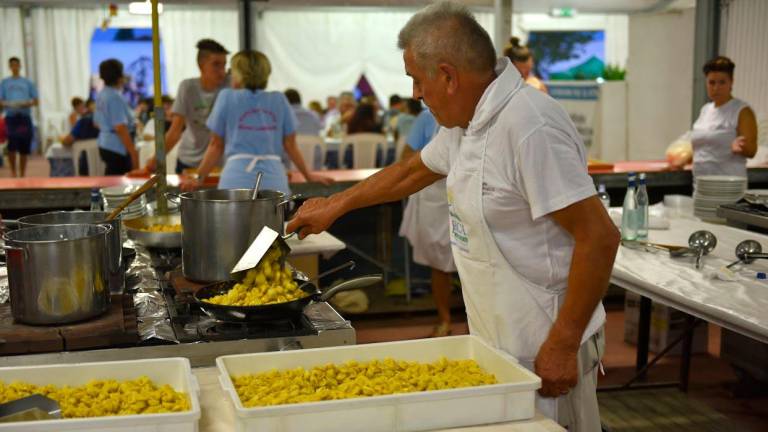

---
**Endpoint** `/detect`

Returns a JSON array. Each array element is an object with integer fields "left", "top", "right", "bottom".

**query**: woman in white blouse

[{"left": 689, "top": 56, "right": 758, "bottom": 178}]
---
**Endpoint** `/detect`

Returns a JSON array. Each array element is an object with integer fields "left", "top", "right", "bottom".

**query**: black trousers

[{"left": 99, "top": 148, "right": 132, "bottom": 175}]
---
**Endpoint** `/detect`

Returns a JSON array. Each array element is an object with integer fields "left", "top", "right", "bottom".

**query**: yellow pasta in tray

[
  {"left": 232, "top": 357, "right": 497, "bottom": 408},
  {"left": 0, "top": 376, "right": 189, "bottom": 419}
]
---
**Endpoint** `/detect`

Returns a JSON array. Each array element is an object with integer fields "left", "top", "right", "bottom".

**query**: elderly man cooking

[{"left": 287, "top": 2, "right": 618, "bottom": 430}]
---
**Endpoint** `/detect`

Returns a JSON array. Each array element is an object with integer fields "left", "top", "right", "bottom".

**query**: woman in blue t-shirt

[
  {"left": 94, "top": 59, "right": 138, "bottom": 175},
  {"left": 181, "top": 50, "right": 331, "bottom": 194}
]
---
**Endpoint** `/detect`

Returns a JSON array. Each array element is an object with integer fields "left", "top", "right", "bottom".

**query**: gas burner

[
  {"left": 146, "top": 247, "right": 182, "bottom": 272},
  {"left": 195, "top": 315, "right": 317, "bottom": 341}
]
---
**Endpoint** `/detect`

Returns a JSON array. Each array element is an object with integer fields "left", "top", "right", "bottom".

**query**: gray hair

[{"left": 397, "top": 1, "right": 496, "bottom": 75}]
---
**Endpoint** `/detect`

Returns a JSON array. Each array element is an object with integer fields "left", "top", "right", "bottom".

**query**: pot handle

[
  {"left": 319, "top": 274, "right": 382, "bottom": 303},
  {"left": 99, "top": 223, "right": 114, "bottom": 235},
  {"left": 278, "top": 194, "right": 303, "bottom": 207},
  {"left": 166, "top": 192, "right": 181, "bottom": 204}
]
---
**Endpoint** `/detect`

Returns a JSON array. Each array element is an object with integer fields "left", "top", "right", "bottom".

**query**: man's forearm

[
  {"left": 550, "top": 235, "right": 617, "bottom": 348},
  {"left": 332, "top": 154, "right": 442, "bottom": 215}
]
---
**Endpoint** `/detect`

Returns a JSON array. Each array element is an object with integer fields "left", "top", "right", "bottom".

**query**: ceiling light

[{"left": 129, "top": 1, "right": 163, "bottom": 15}]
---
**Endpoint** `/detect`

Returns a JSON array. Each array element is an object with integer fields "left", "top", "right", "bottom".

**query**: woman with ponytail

[
  {"left": 181, "top": 50, "right": 331, "bottom": 193},
  {"left": 503, "top": 37, "right": 548, "bottom": 94}
]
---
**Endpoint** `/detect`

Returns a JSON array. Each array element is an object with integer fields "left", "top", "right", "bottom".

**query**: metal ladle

[
  {"left": 689, "top": 230, "right": 717, "bottom": 269},
  {"left": 727, "top": 240, "right": 768, "bottom": 268},
  {"left": 251, "top": 171, "right": 263, "bottom": 200}
]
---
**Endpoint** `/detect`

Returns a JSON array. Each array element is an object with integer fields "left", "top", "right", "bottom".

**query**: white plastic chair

[
  {"left": 72, "top": 139, "right": 104, "bottom": 176},
  {"left": 296, "top": 134, "right": 326, "bottom": 170},
  {"left": 138, "top": 139, "right": 179, "bottom": 174},
  {"left": 345, "top": 133, "right": 386, "bottom": 169}
]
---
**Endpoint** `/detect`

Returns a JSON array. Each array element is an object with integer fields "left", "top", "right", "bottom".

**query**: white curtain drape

[
  {"left": 159, "top": 8, "right": 239, "bottom": 96},
  {"left": 31, "top": 7, "right": 102, "bottom": 138},
  {"left": 256, "top": 8, "right": 495, "bottom": 105},
  {"left": 0, "top": 7, "right": 25, "bottom": 81}
]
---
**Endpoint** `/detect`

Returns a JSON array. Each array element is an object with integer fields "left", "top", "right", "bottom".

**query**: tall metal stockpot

[
  {"left": 3, "top": 224, "right": 112, "bottom": 325},
  {"left": 17, "top": 211, "right": 123, "bottom": 293},
  {"left": 173, "top": 189, "right": 296, "bottom": 282}
]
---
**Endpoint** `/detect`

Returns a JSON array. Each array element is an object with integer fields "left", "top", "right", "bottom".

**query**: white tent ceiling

[{"left": 3, "top": 0, "right": 695, "bottom": 13}]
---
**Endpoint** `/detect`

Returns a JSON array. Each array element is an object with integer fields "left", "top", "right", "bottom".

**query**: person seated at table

[
  {"left": 180, "top": 50, "right": 332, "bottom": 194},
  {"left": 338, "top": 91, "right": 357, "bottom": 128},
  {"left": 141, "top": 95, "right": 174, "bottom": 141},
  {"left": 394, "top": 98, "right": 423, "bottom": 143},
  {"left": 285, "top": 88, "right": 323, "bottom": 136},
  {"left": 381, "top": 94, "right": 403, "bottom": 135},
  {"left": 347, "top": 102, "right": 381, "bottom": 134},
  {"left": 58, "top": 98, "right": 98, "bottom": 175},
  {"left": 308, "top": 100, "right": 324, "bottom": 120},
  {"left": 94, "top": 58, "right": 138, "bottom": 175},
  {"left": 68, "top": 97, "right": 86, "bottom": 128},
  {"left": 670, "top": 56, "right": 758, "bottom": 177}
]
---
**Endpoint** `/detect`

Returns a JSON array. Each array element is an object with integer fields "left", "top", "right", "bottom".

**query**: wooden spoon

[{"left": 106, "top": 175, "right": 160, "bottom": 221}]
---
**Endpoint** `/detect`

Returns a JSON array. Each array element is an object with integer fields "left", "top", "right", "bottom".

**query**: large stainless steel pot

[
  {"left": 3, "top": 224, "right": 112, "bottom": 325},
  {"left": 173, "top": 189, "right": 296, "bottom": 282},
  {"left": 17, "top": 211, "right": 123, "bottom": 294}
]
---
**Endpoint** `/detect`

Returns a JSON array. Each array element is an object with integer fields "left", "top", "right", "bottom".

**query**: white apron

[
  {"left": 399, "top": 178, "right": 456, "bottom": 273},
  {"left": 219, "top": 153, "right": 290, "bottom": 194},
  {"left": 446, "top": 126, "right": 604, "bottom": 428}
]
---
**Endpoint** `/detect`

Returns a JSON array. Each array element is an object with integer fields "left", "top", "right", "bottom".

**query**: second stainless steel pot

[
  {"left": 17, "top": 211, "right": 123, "bottom": 293},
  {"left": 174, "top": 189, "right": 296, "bottom": 282},
  {"left": 3, "top": 224, "right": 111, "bottom": 325}
]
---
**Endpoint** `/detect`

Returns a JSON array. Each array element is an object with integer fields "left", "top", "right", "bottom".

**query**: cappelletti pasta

[
  {"left": 0, "top": 376, "right": 189, "bottom": 418},
  {"left": 232, "top": 357, "right": 497, "bottom": 407}
]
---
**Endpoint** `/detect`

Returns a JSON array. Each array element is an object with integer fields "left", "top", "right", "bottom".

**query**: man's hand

[
  {"left": 534, "top": 329, "right": 580, "bottom": 397},
  {"left": 286, "top": 196, "right": 343, "bottom": 239},
  {"left": 731, "top": 136, "right": 747, "bottom": 155}
]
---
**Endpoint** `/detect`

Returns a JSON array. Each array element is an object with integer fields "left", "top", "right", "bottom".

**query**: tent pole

[{"left": 151, "top": 0, "right": 168, "bottom": 215}]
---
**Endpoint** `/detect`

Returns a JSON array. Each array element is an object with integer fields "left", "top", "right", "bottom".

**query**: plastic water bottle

[
  {"left": 597, "top": 184, "right": 610, "bottom": 210},
  {"left": 621, "top": 173, "right": 638, "bottom": 241},
  {"left": 90, "top": 188, "right": 102, "bottom": 212},
  {"left": 636, "top": 173, "right": 649, "bottom": 240}
]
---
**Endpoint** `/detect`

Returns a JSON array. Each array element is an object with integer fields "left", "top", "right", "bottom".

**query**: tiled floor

[{"left": 0, "top": 154, "right": 50, "bottom": 178}]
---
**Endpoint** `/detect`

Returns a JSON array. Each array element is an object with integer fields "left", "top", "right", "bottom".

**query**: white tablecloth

[{"left": 612, "top": 216, "right": 768, "bottom": 343}]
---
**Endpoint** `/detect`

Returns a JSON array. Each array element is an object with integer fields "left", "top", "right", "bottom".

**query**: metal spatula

[
  {"left": 231, "top": 226, "right": 292, "bottom": 275},
  {"left": 0, "top": 394, "right": 61, "bottom": 423}
]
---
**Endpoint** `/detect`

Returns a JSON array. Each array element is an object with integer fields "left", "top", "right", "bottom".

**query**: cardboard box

[{"left": 624, "top": 292, "right": 708, "bottom": 355}]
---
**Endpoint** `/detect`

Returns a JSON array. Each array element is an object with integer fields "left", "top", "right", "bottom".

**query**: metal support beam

[
  {"left": 635, "top": 295, "right": 652, "bottom": 381},
  {"left": 494, "top": 0, "right": 513, "bottom": 56},
  {"left": 239, "top": 0, "right": 253, "bottom": 51},
  {"left": 691, "top": 0, "right": 721, "bottom": 116},
  {"left": 151, "top": 0, "right": 168, "bottom": 215}
]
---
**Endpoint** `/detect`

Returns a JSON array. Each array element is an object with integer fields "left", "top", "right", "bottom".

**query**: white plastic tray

[
  {"left": 217, "top": 335, "right": 540, "bottom": 432},
  {"left": 0, "top": 357, "right": 200, "bottom": 432}
]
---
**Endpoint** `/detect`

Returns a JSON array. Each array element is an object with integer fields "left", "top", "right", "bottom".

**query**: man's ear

[{"left": 437, "top": 62, "right": 459, "bottom": 96}]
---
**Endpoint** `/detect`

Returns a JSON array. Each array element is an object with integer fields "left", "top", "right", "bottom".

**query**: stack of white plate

[
  {"left": 101, "top": 185, "right": 147, "bottom": 220},
  {"left": 693, "top": 175, "right": 747, "bottom": 222}
]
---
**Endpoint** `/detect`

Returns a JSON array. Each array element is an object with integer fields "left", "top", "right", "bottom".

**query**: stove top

[
  {"left": 165, "top": 290, "right": 320, "bottom": 343},
  {"left": 718, "top": 202, "right": 768, "bottom": 233}
]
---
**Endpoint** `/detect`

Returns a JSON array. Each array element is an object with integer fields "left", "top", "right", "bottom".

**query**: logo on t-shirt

[{"left": 238, "top": 108, "right": 277, "bottom": 132}]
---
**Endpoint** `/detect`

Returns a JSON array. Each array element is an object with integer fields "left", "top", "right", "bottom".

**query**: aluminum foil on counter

[
  {"left": 134, "top": 291, "right": 178, "bottom": 343},
  {"left": 0, "top": 266, "right": 8, "bottom": 304}
]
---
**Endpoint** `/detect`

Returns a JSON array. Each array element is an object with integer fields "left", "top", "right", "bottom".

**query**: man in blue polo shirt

[{"left": 0, "top": 57, "right": 39, "bottom": 177}]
